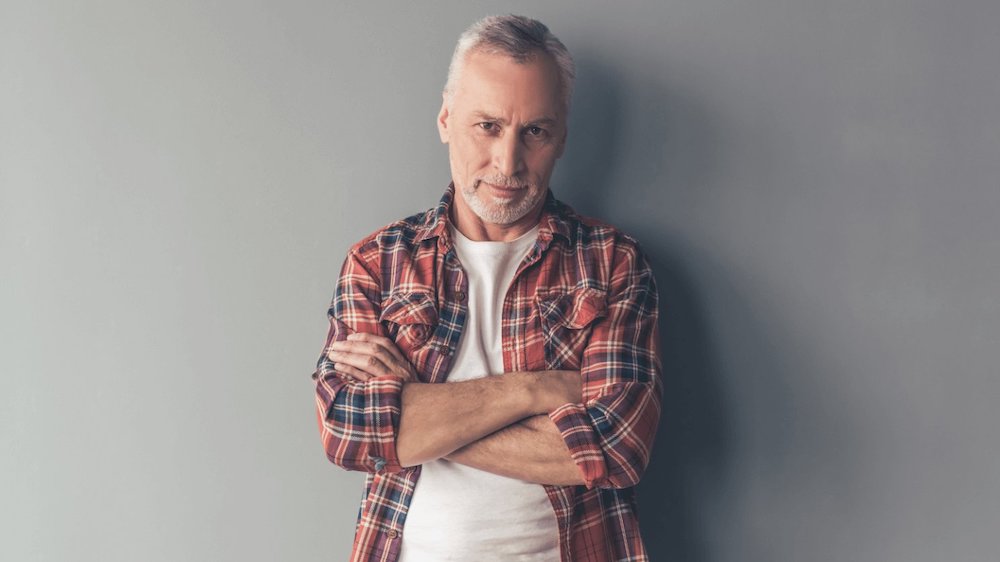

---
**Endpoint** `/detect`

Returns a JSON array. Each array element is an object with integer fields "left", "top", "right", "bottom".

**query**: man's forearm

[
  {"left": 396, "top": 372, "right": 574, "bottom": 467},
  {"left": 444, "top": 415, "right": 584, "bottom": 486}
]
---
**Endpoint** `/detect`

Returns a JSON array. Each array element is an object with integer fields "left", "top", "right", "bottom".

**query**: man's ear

[{"left": 437, "top": 95, "right": 450, "bottom": 144}]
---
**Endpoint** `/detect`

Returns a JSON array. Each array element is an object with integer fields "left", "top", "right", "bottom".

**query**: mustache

[{"left": 475, "top": 175, "right": 529, "bottom": 189}]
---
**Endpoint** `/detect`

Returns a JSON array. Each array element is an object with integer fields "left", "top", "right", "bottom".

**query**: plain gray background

[{"left": 2, "top": 1, "right": 998, "bottom": 561}]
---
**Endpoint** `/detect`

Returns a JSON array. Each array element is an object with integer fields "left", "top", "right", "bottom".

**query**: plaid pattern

[{"left": 313, "top": 185, "right": 662, "bottom": 562}]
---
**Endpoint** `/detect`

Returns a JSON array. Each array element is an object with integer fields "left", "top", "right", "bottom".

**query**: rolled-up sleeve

[
  {"left": 549, "top": 242, "right": 663, "bottom": 489},
  {"left": 312, "top": 248, "right": 406, "bottom": 475}
]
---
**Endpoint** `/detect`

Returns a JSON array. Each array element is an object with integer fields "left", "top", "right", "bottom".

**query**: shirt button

[
  {"left": 455, "top": 290, "right": 467, "bottom": 303},
  {"left": 387, "top": 529, "right": 399, "bottom": 539}
]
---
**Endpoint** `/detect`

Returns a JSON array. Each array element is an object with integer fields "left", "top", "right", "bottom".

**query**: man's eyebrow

[{"left": 525, "top": 116, "right": 558, "bottom": 127}]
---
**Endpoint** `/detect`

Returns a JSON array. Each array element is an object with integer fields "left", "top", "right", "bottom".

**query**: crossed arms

[
  {"left": 313, "top": 242, "right": 662, "bottom": 489},
  {"left": 326, "top": 334, "right": 585, "bottom": 484}
]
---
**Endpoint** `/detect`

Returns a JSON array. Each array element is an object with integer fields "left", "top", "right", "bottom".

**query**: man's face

[{"left": 437, "top": 49, "right": 567, "bottom": 234}]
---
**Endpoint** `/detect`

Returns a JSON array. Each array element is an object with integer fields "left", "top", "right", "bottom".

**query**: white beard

[{"left": 462, "top": 179, "right": 545, "bottom": 225}]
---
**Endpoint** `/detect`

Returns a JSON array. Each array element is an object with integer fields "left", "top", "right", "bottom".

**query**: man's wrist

[{"left": 512, "top": 371, "right": 576, "bottom": 414}]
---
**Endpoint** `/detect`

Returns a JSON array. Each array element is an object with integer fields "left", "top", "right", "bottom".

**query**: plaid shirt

[{"left": 313, "top": 185, "right": 662, "bottom": 562}]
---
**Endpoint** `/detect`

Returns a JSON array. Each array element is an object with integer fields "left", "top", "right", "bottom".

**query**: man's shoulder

[
  {"left": 553, "top": 200, "right": 646, "bottom": 256},
  {"left": 553, "top": 203, "right": 656, "bottom": 295},
  {"left": 346, "top": 205, "right": 438, "bottom": 261}
]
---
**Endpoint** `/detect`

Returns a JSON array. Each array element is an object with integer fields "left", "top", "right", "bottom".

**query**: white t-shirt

[{"left": 398, "top": 224, "right": 560, "bottom": 561}]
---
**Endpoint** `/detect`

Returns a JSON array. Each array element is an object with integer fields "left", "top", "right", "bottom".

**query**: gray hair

[{"left": 444, "top": 15, "right": 576, "bottom": 114}]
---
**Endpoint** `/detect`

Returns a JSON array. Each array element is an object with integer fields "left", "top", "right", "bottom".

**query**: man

[{"left": 312, "top": 15, "right": 662, "bottom": 562}]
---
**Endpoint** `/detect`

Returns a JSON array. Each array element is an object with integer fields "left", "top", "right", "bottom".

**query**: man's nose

[{"left": 492, "top": 132, "right": 524, "bottom": 177}]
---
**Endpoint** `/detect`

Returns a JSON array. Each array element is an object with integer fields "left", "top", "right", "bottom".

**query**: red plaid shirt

[{"left": 313, "top": 185, "right": 662, "bottom": 561}]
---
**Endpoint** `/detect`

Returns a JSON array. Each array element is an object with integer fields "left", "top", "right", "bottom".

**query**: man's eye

[
  {"left": 478, "top": 122, "right": 496, "bottom": 131},
  {"left": 526, "top": 126, "right": 545, "bottom": 137}
]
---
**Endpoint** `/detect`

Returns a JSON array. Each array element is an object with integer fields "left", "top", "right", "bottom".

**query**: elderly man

[{"left": 312, "top": 14, "right": 662, "bottom": 562}]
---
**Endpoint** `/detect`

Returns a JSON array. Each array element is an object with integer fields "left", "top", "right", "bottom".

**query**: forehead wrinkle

[
  {"left": 471, "top": 110, "right": 505, "bottom": 124},
  {"left": 470, "top": 110, "right": 559, "bottom": 128}
]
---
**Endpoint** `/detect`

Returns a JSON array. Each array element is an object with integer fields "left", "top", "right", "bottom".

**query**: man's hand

[
  {"left": 326, "top": 333, "right": 417, "bottom": 382},
  {"left": 442, "top": 413, "right": 585, "bottom": 485}
]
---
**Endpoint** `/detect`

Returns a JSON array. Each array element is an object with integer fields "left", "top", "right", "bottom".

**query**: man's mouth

[{"left": 479, "top": 181, "right": 527, "bottom": 197}]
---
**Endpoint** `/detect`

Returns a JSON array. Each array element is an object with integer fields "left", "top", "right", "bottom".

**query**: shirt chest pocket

[
  {"left": 536, "top": 287, "right": 608, "bottom": 370},
  {"left": 379, "top": 291, "right": 438, "bottom": 358}
]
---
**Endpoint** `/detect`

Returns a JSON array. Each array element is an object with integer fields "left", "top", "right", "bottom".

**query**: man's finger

[
  {"left": 328, "top": 350, "right": 391, "bottom": 377},
  {"left": 328, "top": 341, "right": 405, "bottom": 377},
  {"left": 331, "top": 339, "right": 388, "bottom": 359},
  {"left": 336, "top": 359, "right": 413, "bottom": 384},
  {"left": 329, "top": 335, "right": 417, "bottom": 381},
  {"left": 335, "top": 363, "right": 372, "bottom": 382},
  {"left": 347, "top": 332, "right": 409, "bottom": 365}
]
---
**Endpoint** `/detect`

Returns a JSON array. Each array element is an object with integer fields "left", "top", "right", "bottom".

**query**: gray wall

[{"left": 2, "top": 1, "right": 998, "bottom": 561}]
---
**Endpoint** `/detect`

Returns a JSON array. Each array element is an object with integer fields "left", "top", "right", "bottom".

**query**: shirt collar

[{"left": 415, "top": 183, "right": 575, "bottom": 247}]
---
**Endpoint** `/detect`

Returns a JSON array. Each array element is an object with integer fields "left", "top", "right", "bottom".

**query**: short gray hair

[{"left": 444, "top": 15, "right": 575, "bottom": 114}]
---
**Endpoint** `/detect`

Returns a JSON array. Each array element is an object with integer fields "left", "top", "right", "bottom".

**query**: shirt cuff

[
  {"left": 549, "top": 401, "right": 609, "bottom": 489},
  {"left": 363, "top": 374, "right": 406, "bottom": 475}
]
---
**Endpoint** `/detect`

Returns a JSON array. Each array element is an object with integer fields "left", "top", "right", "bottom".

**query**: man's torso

[{"left": 335, "top": 187, "right": 657, "bottom": 562}]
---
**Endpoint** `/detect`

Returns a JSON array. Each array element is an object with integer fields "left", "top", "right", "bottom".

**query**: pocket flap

[
  {"left": 380, "top": 291, "right": 438, "bottom": 326},
  {"left": 538, "top": 287, "right": 608, "bottom": 329}
]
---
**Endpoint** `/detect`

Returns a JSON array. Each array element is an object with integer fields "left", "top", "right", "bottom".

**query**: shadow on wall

[
  {"left": 559, "top": 54, "right": 733, "bottom": 562},
  {"left": 638, "top": 246, "right": 730, "bottom": 562}
]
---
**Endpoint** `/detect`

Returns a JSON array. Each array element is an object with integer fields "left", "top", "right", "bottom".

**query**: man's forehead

[{"left": 451, "top": 51, "right": 565, "bottom": 119}]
